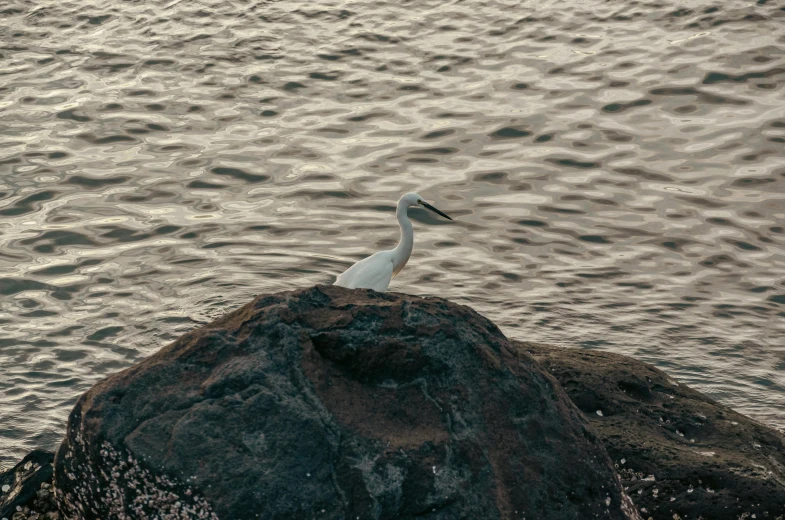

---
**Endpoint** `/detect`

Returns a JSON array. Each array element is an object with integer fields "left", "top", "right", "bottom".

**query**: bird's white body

[
  {"left": 333, "top": 250, "right": 398, "bottom": 292},
  {"left": 334, "top": 192, "right": 450, "bottom": 292}
]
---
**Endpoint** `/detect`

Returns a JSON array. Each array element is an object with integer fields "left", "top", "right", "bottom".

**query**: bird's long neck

[{"left": 391, "top": 203, "right": 414, "bottom": 276}]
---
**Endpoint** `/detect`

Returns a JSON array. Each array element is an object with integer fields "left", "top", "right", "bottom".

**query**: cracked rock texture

[
  {"left": 54, "top": 285, "right": 637, "bottom": 519},
  {"left": 524, "top": 343, "right": 785, "bottom": 520}
]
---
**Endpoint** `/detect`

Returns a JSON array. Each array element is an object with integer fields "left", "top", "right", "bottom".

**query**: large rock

[
  {"left": 524, "top": 343, "right": 785, "bottom": 520},
  {"left": 54, "top": 285, "right": 638, "bottom": 519}
]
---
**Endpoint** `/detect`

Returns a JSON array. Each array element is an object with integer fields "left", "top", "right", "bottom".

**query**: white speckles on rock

[
  {"left": 1, "top": 484, "right": 9, "bottom": 493},
  {"left": 596, "top": 410, "right": 604, "bottom": 417},
  {"left": 56, "top": 435, "right": 218, "bottom": 520}
]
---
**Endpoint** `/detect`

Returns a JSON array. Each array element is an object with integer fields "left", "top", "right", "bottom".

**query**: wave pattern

[{"left": 0, "top": 0, "right": 784, "bottom": 465}]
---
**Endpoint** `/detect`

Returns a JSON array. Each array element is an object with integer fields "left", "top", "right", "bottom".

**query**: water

[{"left": 1, "top": 0, "right": 784, "bottom": 467}]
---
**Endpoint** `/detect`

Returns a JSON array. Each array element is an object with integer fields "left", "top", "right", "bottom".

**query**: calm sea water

[{"left": 1, "top": 0, "right": 784, "bottom": 467}]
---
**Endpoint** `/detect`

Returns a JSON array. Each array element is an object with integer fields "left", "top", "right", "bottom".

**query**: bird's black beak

[{"left": 421, "top": 201, "right": 452, "bottom": 220}]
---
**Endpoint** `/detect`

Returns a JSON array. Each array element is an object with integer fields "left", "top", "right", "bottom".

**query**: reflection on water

[{"left": 1, "top": 0, "right": 784, "bottom": 465}]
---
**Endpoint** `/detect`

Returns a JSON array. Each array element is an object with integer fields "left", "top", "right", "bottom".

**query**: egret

[{"left": 334, "top": 192, "right": 452, "bottom": 291}]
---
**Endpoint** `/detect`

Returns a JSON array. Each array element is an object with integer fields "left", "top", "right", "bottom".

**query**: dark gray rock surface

[
  {"left": 523, "top": 342, "right": 785, "bottom": 520},
  {"left": 54, "top": 285, "right": 637, "bottom": 520},
  {"left": 0, "top": 449, "right": 54, "bottom": 519}
]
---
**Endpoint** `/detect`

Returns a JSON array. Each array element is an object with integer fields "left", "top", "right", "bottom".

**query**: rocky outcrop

[
  {"left": 524, "top": 343, "right": 785, "bottom": 520},
  {"left": 4, "top": 287, "right": 781, "bottom": 519},
  {"left": 0, "top": 449, "right": 55, "bottom": 520},
  {"left": 54, "top": 285, "right": 637, "bottom": 520}
]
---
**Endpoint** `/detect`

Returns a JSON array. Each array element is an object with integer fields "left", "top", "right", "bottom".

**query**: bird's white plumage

[
  {"left": 334, "top": 251, "right": 395, "bottom": 291},
  {"left": 334, "top": 192, "right": 451, "bottom": 292}
]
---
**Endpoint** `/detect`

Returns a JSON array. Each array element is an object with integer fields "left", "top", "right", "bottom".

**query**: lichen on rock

[{"left": 57, "top": 427, "right": 217, "bottom": 520}]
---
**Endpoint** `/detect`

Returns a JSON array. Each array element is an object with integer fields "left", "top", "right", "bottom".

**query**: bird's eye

[{"left": 418, "top": 200, "right": 423, "bottom": 204}]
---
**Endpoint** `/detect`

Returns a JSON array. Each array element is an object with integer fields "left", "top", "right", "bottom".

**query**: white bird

[{"left": 334, "top": 192, "right": 452, "bottom": 292}]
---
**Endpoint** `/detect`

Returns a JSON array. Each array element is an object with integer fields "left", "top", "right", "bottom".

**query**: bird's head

[{"left": 400, "top": 192, "right": 452, "bottom": 220}]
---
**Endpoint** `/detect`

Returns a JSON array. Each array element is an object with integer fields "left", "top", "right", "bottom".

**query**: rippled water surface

[{"left": 1, "top": 0, "right": 784, "bottom": 466}]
